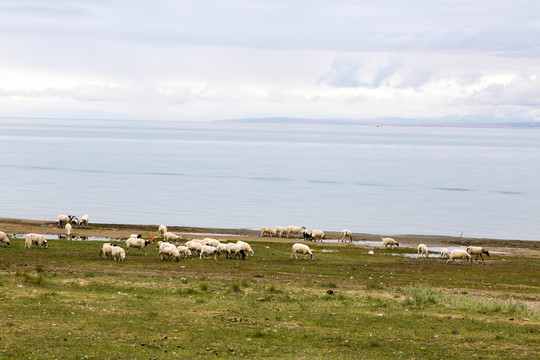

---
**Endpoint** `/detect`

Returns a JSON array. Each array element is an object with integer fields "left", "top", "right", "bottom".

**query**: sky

[{"left": 1, "top": 0, "right": 539, "bottom": 123}]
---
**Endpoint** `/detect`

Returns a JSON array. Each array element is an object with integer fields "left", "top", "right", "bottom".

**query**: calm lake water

[{"left": 0, "top": 118, "right": 538, "bottom": 241}]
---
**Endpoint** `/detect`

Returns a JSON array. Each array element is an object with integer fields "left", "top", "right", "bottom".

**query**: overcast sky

[{"left": 1, "top": 0, "right": 539, "bottom": 122}]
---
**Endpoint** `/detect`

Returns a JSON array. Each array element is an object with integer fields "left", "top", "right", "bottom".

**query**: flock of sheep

[
  {"left": 260, "top": 225, "right": 353, "bottom": 242},
  {"left": 381, "top": 236, "right": 490, "bottom": 263},
  {"left": 0, "top": 216, "right": 492, "bottom": 265},
  {"left": 96, "top": 225, "right": 257, "bottom": 262},
  {"left": 262, "top": 227, "right": 491, "bottom": 263}
]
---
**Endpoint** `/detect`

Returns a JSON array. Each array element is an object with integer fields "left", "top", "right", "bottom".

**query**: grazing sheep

[
  {"left": 159, "top": 242, "right": 179, "bottom": 262},
  {"left": 126, "top": 237, "right": 151, "bottom": 255},
  {"left": 303, "top": 230, "right": 314, "bottom": 241},
  {"left": 65, "top": 223, "right": 72, "bottom": 237},
  {"left": 0, "top": 231, "right": 11, "bottom": 247},
  {"left": 236, "top": 241, "right": 254, "bottom": 256},
  {"left": 203, "top": 238, "right": 221, "bottom": 247},
  {"left": 440, "top": 248, "right": 450, "bottom": 259},
  {"left": 57, "top": 214, "right": 71, "bottom": 228},
  {"left": 341, "top": 229, "right": 353, "bottom": 242},
  {"left": 447, "top": 249, "right": 472, "bottom": 264},
  {"left": 164, "top": 232, "right": 182, "bottom": 242},
  {"left": 466, "top": 246, "right": 490, "bottom": 261},
  {"left": 311, "top": 229, "right": 325, "bottom": 241},
  {"left": 200, "top": 245, "right": 218, "bottom": 260},
  {"left": 275, "top": 226, "right": 287, "bottom": 237},
  {"left": 417, "top": 244, "right": 429, "bottom": 258},
  {"left": 291, "top": 243, "right": 313, "bottom": 260},
  {"left": 158, "top": 225, "right": 167, "bottom": 236},
  {"left": 287, "top": 225, "right": 306, "bottom": 238},
  {"left": 100, "top": 243, "right": 117, "bottom": 259},
  {"left": 191, "top": 239, "right": 208, "bottom": 245},
  {"left": 25, "top": 233, "right": 48, "bottom": 249},
  {"left": 216, "top": 243, "right": 228, "bottom": 257},
  {"left": 260, "top": 226, "right": 277, "bottom": 237},
  {"left": 70, "top": 216, "right": 80, "bottom": 226},
  {"left": 80, "top": 214, "right": 89, "bottom": 227},
  {"left": 111, "top": 246, "right": 126, "bottom": 261},
  {"left": 185, "top": 240, "right": 203, "bottom": 256},
  {"left": 177, "top": 245, "right": 192, "bottom": 259},
  {"left": 381, "top": 237, "right": 399, "bottom": 248},
  {"left": 226, "top": 243, "right": 246, "bottom": 260}
]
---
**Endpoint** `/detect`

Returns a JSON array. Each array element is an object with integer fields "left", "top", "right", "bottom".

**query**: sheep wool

[
  {"left": 447, "top": 250, "right": 472, "bottom": 263},
  {"left": 291, "top": 243, "right": 313, "bottom": 260},
  {"left": 381, "top": 237, "right": 399, "bottom": 248},
  {"left": 417, "top": 244, "right": 429, "bottom": 258},
  {"left": 0, "top": 231, "right": 11, "bottom": 247}
]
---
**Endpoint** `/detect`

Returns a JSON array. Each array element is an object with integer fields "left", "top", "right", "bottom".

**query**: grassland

[{"left": 0, "top": 231, "right": 539, "bottom": 359}]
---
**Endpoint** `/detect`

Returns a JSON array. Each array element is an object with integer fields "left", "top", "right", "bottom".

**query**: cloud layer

[{"left": 1, "top": 0, "right": 539, "bottom": 122}]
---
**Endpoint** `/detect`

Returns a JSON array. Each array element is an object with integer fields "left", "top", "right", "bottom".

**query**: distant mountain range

[{"left": 219, "top": 117, "right": 540, "bottom": 128}]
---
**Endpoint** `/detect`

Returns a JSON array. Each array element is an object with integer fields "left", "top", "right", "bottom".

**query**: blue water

[{"left": 0, "top": 118, "right": 538, "bottom": 241}]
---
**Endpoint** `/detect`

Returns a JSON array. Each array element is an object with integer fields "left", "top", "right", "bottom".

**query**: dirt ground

[{"left": 1, "top": 217, "right": 539, "bottom": 258}]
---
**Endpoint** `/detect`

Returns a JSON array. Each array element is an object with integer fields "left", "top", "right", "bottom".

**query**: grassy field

[{"left": 0, "top": 236, "right": 539, "bottom": 359}]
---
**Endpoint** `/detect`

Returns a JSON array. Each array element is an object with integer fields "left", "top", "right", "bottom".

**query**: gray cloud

[
  {"left": 319, "top": 56, "right": 404, "bottom": 88},
  {"left": 467, "top": 75, "right": 540, "bottom": 106},
  {"left": 317, "top": 56, "right": 365, "bottom": 88}
]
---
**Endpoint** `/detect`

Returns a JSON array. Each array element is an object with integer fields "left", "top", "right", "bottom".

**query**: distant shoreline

[
  {"left": 1, "top": 217, "right": 538, "bottom": 251},
  {"left": 2, "top": 116, "right": 539, "bottom": 128}
]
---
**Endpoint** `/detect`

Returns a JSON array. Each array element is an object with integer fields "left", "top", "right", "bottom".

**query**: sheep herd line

[{"left": 0, "top": 216, "right": 492, "bottom": 264}]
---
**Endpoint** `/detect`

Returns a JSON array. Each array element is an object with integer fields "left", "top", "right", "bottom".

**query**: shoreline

[{"left": 1, "top": 217, "right": 538, "bottom": 252}]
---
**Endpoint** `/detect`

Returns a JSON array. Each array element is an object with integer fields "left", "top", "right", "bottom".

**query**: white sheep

[
  {"left": 236, "top": 241, "right": 254, "bottom": 256},
  {"left": 275, "top": 226, "right": 287, "bottom": 237},
  {"left": 200, "top": 245, "right": 218, "bottom": 260},
  {"left": 130, "top": 234, "right": 142, "bottom": 239},
  {"left": 381, "top": 237, "right": 399, "bottom": 248},
  {"left": 311, "top": 229, "right": 325, "bottom": 241},
  {"left": 287, "top": 225, "right": 306, "bottom": 238},
  {"left": 0, "top": 231, "right": 11, "bottom": 247},
  {"left": 203, "top": 238, "right": 221, "bottom": 247},
  {"left": 190, "top": 239, "right": 208, "bottom": 245},
  {"left": 158, "top": 225, "right": 167, "bottom": 236},
  {"left": 159, "top": 242, "right": 179, "bottom": 261},
  {"left": 177, "top": 245, "right": 192, "bottom": 259},
  {"left": 417, "top": 244, "right": 429, "bottom": 258},
  {"left": 226, "top": 243, "right": 246, "bottom": 260},
  {"left": 111, "top": 246, "right": 126, "bottom": 261},
  {"left": 25, "top": 233, "right": 48, "bottom": 249},
  {"left": 65, "top": 223, "right": 72, "bottom": 237},
  {"left": 100, "top": 243, "right": 116, "bottom": 259},
  {"left": 216, "top": 243, "right": 228, "bottom": 257},
  {"left": 447, "top": 249, "right": 472, "bottom": 264},
  {"left": 291, "top": 243, "right": 313, "bottom": 260},
  {"left": 260, "top": 226, "right": 277, "bottom": 237},
  {"left": 466, "top": 246, "right": 490, "bottom": 261},
  {"left": 80, "top": 214, "right": 89, "bottom": 227},
  {"left": 126, "top": 237, "right": 151, "bottom": 255},
  {"left": 340, "top": 229, "right": 353, "bottom": 242},
  {"left": 440, "top": 248, "right": 450, "bottom": 259},
  {"left": 185, "top": 240, "right": 203, "bottom": 256},
  {"left": 164, "top": 232, "right": 182, "bottom": 242},
  {"left": 57, "top": 214, "right": 70, "bottom": 228}
]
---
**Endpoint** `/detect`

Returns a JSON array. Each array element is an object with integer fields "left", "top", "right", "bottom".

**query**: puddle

[{"left": 181, "top": 232, "right": 247, "bottom": 237}]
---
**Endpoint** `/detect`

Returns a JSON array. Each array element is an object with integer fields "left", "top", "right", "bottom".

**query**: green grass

[{"left": 0, "top": 237, "right": 538, "bottom": 359}]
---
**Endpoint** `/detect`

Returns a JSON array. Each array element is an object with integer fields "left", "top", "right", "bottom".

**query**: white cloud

[{"left": 0, "top": 1, "right": 539, "bottom": 122}]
